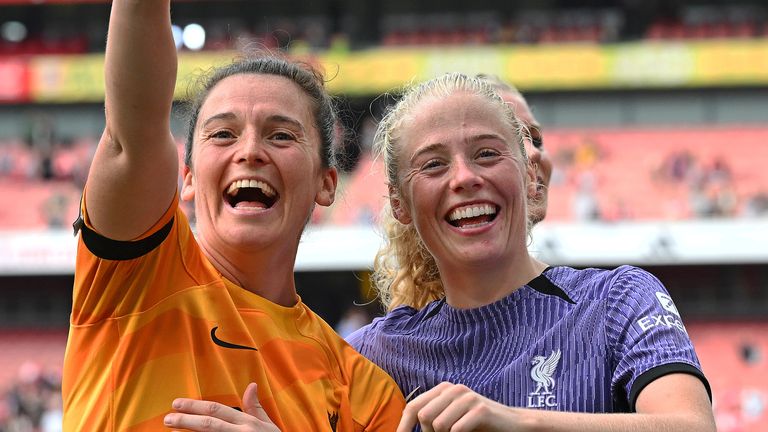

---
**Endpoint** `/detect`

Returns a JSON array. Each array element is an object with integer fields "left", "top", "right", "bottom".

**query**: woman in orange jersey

[{"left": 61, "top": 1, "right": 404, "bottom": 431}]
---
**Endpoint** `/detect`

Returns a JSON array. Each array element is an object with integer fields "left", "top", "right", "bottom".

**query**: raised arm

[{"left": 85, "top": 0, "right": 180, "bottom": 240}]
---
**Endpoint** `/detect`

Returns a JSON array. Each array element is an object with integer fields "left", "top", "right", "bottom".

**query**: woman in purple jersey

[{"left": 345, "top": 72, "right": 715, "bottom": 431}]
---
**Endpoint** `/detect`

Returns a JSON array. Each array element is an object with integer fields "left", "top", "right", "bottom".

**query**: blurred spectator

[
  {"left": 335, "top": 306, "right": 373, "bottom": 339},
  {"left": 602, "top": 198, "right": 633, "bottom": 222},
  {"left": 26, "top": 114, "right": 57, "bottom": 181},
  {"left": 573, "top": 136, "right": 603, "bottom": 169},
  {"left": 656, "top": 149, "right": 696, "bottom": 183},
  {"left": 39, "top": 393, "right": 62, "bottom": 432},
  {"left": 0, "top": 140, "right": 38, "bottom": 181},
  {"left": 708, "top": 157, "right": 732, "bottom": 184},
  {"left": 742, "top": 191, "right": 768, "bottom": 218},
  {"left": 573, "top": 170, "right": 602, "bottom": 221},
  {"left": 685, "top": 156, "right": 738, "bottom": 218},
  {"left": 709, "top": 181, "right": 738, "bottom": 218},
  {"left": 41, "top": 192, "right": 70, "bottom": 229},
  {"left": 689, "top": 178, "right": 716, "bottom": 218}
]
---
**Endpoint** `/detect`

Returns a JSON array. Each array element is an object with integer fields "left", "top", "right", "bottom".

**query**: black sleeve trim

[
  {"left": 628, "top": 362, "right": 712, "bottom": 412},
  {"left": 81, "top": 217, "right": 174, "bottom": 261}
]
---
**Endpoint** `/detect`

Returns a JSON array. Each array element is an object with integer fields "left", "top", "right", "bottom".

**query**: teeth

[
  {"left": 448, "top": 204, "right": 496, "bottom": 221},
  {"left": 226, "top": 179, "right": 276, "bottom": 197}
]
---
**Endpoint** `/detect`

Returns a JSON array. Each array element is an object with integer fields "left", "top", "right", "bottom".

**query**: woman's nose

[{"left": 449, "top": 158, "right": 483, "bottom": 191}]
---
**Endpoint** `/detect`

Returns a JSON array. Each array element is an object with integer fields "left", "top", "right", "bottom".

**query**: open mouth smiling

[
  {"left": 224, "top": 179, "right": 279, "bottom": 210},
  {"left": 446, "top": 204, "right": 498, "bottom": 228}
]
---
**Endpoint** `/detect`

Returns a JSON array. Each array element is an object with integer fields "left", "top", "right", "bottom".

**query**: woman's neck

[
  {"left": 440, "top": 255, "right": 549, "bottom": 310},
  {"left": 199, "top": 240, "right": 299, "bottom": 307}
]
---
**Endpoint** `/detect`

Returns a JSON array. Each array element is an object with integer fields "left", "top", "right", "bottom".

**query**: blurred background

[{"left": 0, "top": 0, "right": 767, "bottom": 430}]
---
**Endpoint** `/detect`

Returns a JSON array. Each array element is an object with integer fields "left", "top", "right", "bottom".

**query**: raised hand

[{"left": 164, "top": 383, "right": 280, "bottom": 431}]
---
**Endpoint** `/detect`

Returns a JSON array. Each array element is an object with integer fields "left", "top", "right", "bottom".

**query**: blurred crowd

[
  {"left": 0, "top": 115, "right": 92, "bottom": 188},
  {"left": 2, "top": 116, "right": 768, "bottom": 230},
  {"left": 2, "top": 2, "right": 768, "bottom": 56},
  {"left": 0, "top": 363, "right": 61, "bottom": 432}
]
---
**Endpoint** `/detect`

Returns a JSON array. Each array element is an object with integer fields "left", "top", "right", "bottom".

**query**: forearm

[
  {"left": 105, "top": 0, "right": 177, "bottom": 144},
  {"left": 519, "top": 409, "right": 715, "bottom": 432},
  {"left": 397, "top": 380, "right": 715, "bottom": 432}
]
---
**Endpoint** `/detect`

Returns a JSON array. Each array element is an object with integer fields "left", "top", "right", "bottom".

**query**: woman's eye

[
  {"left": 271, "top": 131, "right": 295, "bottom": 141},
  {"left": 477, "top": 149, "right": 500, "bottom": 159},
  {"left": 210, "top": 130, "right": 234, "bottom": 139},
  {"left": 421, "top": 159, "right": 444, "bottom": 170}
]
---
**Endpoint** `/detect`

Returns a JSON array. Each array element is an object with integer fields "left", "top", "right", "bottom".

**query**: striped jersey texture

[{"left": 348, "top": 265, "right": 709, "bottom": 413}]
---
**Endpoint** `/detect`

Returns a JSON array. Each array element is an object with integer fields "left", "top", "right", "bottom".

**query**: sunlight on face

[{"left": 392, "top": 91, "right": 533, "bottom": 272}]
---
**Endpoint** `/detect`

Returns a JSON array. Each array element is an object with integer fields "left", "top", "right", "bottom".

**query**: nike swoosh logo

[{"left": 210, "top": 326, "right": 258, "bottom": 351}]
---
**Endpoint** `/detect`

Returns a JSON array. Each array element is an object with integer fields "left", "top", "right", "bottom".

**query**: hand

[
  {"left": 164, "top": 383, "right": 280, "bottom": 431},
  {"left": 397, "top": 382, "right": 522, "bottom": 432}
]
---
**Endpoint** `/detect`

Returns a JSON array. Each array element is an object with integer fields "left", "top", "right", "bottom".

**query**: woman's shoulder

[
  {"left": 369, "top": 302, "right": 439, "bottom": 332},
  {"left": 544, "top": 265, "right": 650, "bottom": 301}
]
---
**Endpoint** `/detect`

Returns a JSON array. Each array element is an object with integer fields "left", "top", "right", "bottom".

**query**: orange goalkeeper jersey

[{"left": 62, "top": 196, "right": 404, "bottom": 431}]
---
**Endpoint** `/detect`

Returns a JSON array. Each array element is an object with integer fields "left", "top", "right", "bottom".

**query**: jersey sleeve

[
  {"left": 71, "top": 190, "right": 191, "bottom": 325},
  {"left": 344, "top": 344, "right": 405, "bottom": 431},
  {"left": 604, "top": 265, "right": 711, "bottom": 412}
]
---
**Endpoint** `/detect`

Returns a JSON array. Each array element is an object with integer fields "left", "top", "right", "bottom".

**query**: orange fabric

[{"left": 62, "top": 196, "right": 404, "bottom": 431}]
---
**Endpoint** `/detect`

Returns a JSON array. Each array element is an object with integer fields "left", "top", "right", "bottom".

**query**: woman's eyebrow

[
  {"left": 266, "top": 114, "right": 306, "bottom": 134},
  {"left": 201, "top": 112, "right": 238, "bottom": 129},
  {"left": 469, "top": 133, "right": 506, "bottom": 143},
  {"left": 410, "top": 142, "right": 445, "bottom": 163}
]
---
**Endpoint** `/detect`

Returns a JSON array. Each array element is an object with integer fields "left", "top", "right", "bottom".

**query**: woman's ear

[
  {"left": 389, "top": 184, "right": 412, "bottom": 224},
  {"left": 181, "top": 165, "right": 195, "bottom": 201},
  {"left": 526, "top": 161, "right": 538, "bottom": 199},
  {"left": 315, "top": 167, "right": 338, "bottom": 207}
]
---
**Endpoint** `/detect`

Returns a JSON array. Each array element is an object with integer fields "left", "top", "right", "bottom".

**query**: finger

[
  {"left": 450, "top": 409, "right": 484, "bottom": 432},
  {"left": 395, "top": 383, "right": 452, "bottom": 432},
  {"left": 429, "top": 393, "right": 477, "bottom": 432},
  {"left": 170, "top": 398, "right": 243, "bottom": 424},
  {"left": 242, "top": 383, "right": 273, "bottom": 424},
  {"left": 407, "top": 382, "right": 452, "bottom": 411},
  {"left": 396, "top": 405, "right": 418, "bottom": 432},
  {"left": 396, "top": 393, "right": 434, "bottom": 432},
  {"left": 411, "top": 387, "right": 461, "bottom": 432},
  {"left": 164, "top": 412, "right": 235, "bottom": 431}
]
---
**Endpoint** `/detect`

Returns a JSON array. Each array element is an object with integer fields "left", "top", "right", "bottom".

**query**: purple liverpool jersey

[{"left": 346, "top": 265, "right": 710, "bottom": 412}]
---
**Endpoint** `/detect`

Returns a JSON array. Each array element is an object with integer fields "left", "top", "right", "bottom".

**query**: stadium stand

[
  {"left": 0, "top": 330, "right": 64, "bottom": 432},
  {"left": 0, "top": 330, "right": 65, "bottom": 391},
  {"left": 688, "top": 321, "right": 768, "bottom": 432},
  {"left": 2, "top": 125, "right": 766, "bottom": 229},
  {"left": 1, "top": 2, "right": 767, "bottom": 55}
]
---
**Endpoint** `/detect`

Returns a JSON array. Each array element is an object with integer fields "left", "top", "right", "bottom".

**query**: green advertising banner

[
  {"left": 29, "top": 54, "right": 105, "bottom": 102},
  {"left": 16, "top": 39, "right": 768, "bottom": 103}
]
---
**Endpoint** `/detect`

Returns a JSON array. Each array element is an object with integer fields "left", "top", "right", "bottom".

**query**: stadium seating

[
  {"left": 0, "top": 180, "right": 80, "bottom": 230},
  {"left": 3, "top": 126, "right": 765, "bottom": 229},
  {"left": 688, "top": 321, "right": 768, "bottom": 431},
  {"left": 0, "top": 330, "right": 66, "bottom": 391}
]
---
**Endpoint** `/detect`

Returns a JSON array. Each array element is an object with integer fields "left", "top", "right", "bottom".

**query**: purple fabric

[{"left": 347, "top": 265, "right": 709, "bottom": 412}]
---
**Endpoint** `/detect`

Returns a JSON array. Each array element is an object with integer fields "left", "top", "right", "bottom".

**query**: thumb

[{"left": 242, "top": 382, "right": 273, "bottom": 424}]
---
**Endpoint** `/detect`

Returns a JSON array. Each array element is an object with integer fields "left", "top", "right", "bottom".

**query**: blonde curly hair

[{"left": 371, "top": 73, "right": 533, "bottom": 311}]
